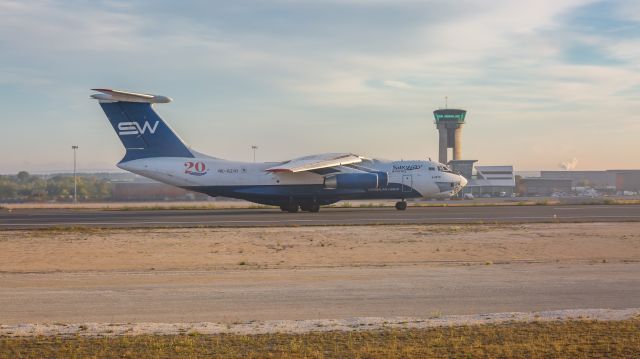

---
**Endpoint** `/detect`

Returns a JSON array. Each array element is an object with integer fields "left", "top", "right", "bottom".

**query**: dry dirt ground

[
  {"left": 1, "top": 223, "right": 639, "bottom": 272},
  {"left": 0, "top": 223, "right": 639, "bottom": 326}
]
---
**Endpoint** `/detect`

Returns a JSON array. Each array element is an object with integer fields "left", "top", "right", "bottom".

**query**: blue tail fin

[{"left": 98, "top": 101, "right": 194, "bottom": 162}]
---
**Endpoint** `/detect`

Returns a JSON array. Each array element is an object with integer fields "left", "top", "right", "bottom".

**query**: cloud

[
  {"left": 0, "top": 0, "right": 639, "bottom": 171},
  {"left": 0, "top": 1, "right": 142, "bottom": 54}
]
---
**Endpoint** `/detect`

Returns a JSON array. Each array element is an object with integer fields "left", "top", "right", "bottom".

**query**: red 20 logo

[{"left": 184, "top": 161, "right": 207, "bottom": 176}]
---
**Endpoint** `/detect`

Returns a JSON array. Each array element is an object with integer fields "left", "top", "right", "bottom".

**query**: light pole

[
  {"left": 71, "top": 145, "right": 78, "bottom": 203},
  {"left": 251, "top": 145, "right": 258, "bottom": 162}
]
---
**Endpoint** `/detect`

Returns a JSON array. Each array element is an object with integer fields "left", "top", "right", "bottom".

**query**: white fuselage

[{"left": 118, "top": 156, "right": 467, "bottom": 201}]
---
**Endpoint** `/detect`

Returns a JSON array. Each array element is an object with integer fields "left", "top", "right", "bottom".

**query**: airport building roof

[{"left": 474, "top": 166, "right": 515, "bottom": 187}]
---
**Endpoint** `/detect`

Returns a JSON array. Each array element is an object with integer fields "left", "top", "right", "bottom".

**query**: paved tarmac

[
  {"left": 1, "top": 263, "right": 638, "bottom": 324},
  {"left": 2, "top": 204, "right": 640, "bottom": 229}
]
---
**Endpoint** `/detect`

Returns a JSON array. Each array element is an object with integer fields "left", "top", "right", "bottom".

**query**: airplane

[{"left": 91, "top": 89, "right": 468, "bottom": 212}]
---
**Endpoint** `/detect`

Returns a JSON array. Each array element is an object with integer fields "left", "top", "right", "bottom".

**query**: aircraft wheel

[
  {"left": 285, "top": 203, "right": 299, "bottom": 213},
  {"left": 395, "top": 201, "right": 407, "bottom": 211},
  {"left": 279, "top": 205, "right": 288, "bottom": 212}
]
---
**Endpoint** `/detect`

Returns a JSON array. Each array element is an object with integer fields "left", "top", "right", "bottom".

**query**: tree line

[{"left": 0, "top": 171, "right": 112, "bottom": 202}]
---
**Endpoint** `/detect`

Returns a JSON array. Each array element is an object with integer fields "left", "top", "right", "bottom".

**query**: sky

[{"left": 0, "top": 0, "right": 639, "bottom": 173}]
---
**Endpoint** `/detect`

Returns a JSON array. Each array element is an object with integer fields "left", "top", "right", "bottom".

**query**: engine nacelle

[{"left": 323, "top": 172, "right": 388, "bottom": 189}]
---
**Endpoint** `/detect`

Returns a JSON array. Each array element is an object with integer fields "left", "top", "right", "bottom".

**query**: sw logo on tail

[{"left": 117, "top": 121, "right": 159, "bottom": 136}]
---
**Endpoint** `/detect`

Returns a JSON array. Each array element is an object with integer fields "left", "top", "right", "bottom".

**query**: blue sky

[{"left": 0, "top": 0, "right": 639, "bottom": 173}]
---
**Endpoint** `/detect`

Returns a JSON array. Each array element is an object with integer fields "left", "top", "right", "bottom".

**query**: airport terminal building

[
  {"left": 517, "top": 178, "right": 573, "bottom": 197},
  {"left": 540, "top": 170, "right": 640, "bottom": 192},
  {"left": 448, "top": 160, "right": 516, "bottom": 197}
]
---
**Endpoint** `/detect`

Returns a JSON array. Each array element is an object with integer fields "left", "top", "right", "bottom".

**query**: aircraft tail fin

[{"left": 91, "top": 89, "right": 194, "bottom": 162}]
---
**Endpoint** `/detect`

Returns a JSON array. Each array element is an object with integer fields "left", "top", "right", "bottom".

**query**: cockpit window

[
  {"left": 428, "top": 167, "right": 435, "bottom": 171},
  {"left": 437, "top": 166, "right": 454, "bottom": 173}
]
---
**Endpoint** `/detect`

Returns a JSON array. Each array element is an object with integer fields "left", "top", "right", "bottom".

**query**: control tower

[{"left": 433, "top": 108, "right": 466, "bottom": 164}]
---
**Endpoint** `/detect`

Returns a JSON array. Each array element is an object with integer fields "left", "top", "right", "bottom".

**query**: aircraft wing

[{"left": 266, "top": 153, "right": 363, "bottom": 173}]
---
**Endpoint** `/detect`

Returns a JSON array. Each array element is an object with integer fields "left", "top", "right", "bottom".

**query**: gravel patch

[{"left": 2, "top": 308, "right": 638, "bottom": 337}]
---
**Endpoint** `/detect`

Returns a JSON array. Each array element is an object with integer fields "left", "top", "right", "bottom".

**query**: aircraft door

[{"left": 402, "top": 175, "right": 413, "bottom": 192}]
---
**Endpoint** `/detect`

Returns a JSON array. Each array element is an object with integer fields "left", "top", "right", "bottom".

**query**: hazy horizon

[{"left": 1, "top": 0, "right": 639, "bottom": 173}]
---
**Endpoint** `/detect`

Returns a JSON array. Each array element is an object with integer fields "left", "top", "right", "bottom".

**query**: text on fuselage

[{"left": 392, "top": 164, "right": 423, "bottom": 172}]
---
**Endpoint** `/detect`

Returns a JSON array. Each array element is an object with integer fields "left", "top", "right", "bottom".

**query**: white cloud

[
  {"left": 0, "top": 0, "right": 638, "bottom": 171},
  {"left": 0, "top": 1, "right": 142, "bottom": 54},
  {"left": 611, "top": 0, "right": 640, "bottom": 22}
]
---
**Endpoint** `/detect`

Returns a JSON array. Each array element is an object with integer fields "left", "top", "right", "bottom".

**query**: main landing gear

[{"left": 395, "top": 200, "right": 407, "bottom": 211}]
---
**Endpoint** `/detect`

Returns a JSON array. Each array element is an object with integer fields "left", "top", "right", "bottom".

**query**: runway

[
  {"left": 2, "top": 204, "right": 640, "bottom": 229},
  {"left": 1, "top": 263, "right": 639, "bottom": 324},
  {"left": 1, "top": 221, "right": 638, "bottom": 325}
]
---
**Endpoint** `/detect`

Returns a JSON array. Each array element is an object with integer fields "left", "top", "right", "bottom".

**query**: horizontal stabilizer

[{"left": 90, "top": 88, "right": 172, "bottom": 104}]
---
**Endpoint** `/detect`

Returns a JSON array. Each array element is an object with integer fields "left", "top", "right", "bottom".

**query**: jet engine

[{"left": 323, "top": 172, "right": 388, "bottom": 189}]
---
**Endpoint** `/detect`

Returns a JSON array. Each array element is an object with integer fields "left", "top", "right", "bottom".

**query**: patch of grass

[
  {"left": 247, "top": 204, "right": 271, "bottom": 209},
  {"left": 414, "top": 224, "right": 501, "bottom": 236},
  {"left": 574, "top": 199, "right": 640, "bottom": 206},
  {"left": 111, "top": 204, "right": 239, "bottom": 211},
  {"left": 106, "top": 204, "right": 273, "bottom": 211},
  {"left": 105, "top": 204, "right": 219, "bottom": 211},
  {"left": 32, "top": 226, "right": 105, "bottom": 235},
  {"left": 413, "top": 202, "right": 448, "bottom": 207},
  {"left": 1, "top": 319, "right": 639, "bottom": 358}
]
